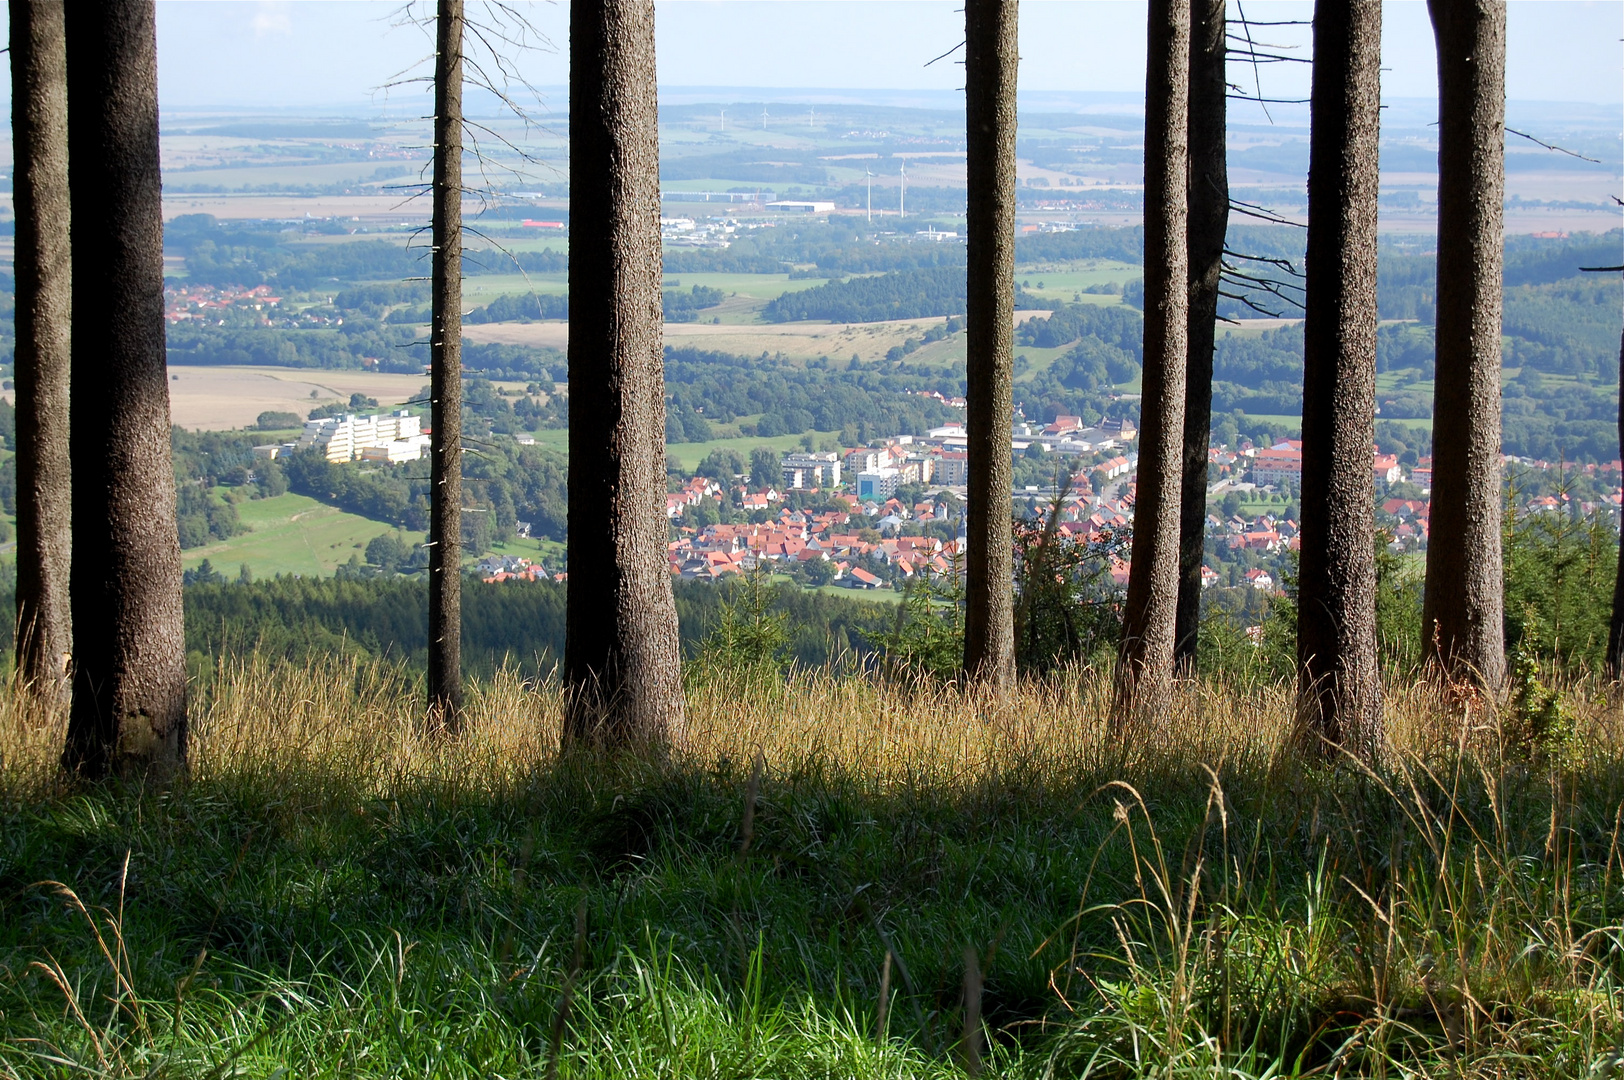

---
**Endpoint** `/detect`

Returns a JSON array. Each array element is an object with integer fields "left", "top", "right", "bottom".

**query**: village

[{"left": 477, "top": 411, "right": 1624, "bottom": 596}]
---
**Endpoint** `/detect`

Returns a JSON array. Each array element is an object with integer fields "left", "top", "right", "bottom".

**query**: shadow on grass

[{"left": 2, "top": 657, "right": 1623, "bottom": 1076}]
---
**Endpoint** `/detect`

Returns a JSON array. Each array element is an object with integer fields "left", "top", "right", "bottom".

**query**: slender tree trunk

[
  {"left": 1608, "top": 326, "right": 1624, "bottom": 679},
  {"left": 11, "top": 0, "right": 72, "bottom": 700},
  {"left": 1116, "top": 0, "right": 1189, "bottom": 716},
  {"left": 1295, "top": 0, "right": 1383, "bottom": 760},
  {"left": 428, "top": 0, "right": 464, "bottom": 729},
  {"left": 1423, "top": 0, "right": 1507, "bottom": 689},
  {"left": 1174, "top": 0, "right": 1228, "bottom": 671},
  {"left": 962, "top": 0, "right": 1018, "bottom": 693},
  {"left": 564, "top": 0, "right": 686, "bottom": 749},
  {"left": 61, "top": 0, "right": 187, "bottom": 778}
]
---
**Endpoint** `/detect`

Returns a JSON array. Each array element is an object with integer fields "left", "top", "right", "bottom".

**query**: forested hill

[
  {"left": 171, "top": 576, "right": 895, "bottom": 677},
  {"left": 163, "top": 214, "right": 1154, "bottom": 287},
  {"left": 1013, "top": 228, "right": 1623, "bottom": 461}
]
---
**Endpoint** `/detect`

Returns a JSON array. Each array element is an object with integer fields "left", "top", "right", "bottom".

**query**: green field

[
  {"left": 1015, "top": 259, "right": 1139, "bottom": 302},
  {"left": 182, "top": 493, "right": 422, "bottom": 578},
  {"left": 465, "top": 235, "right": 569, "bottom": 254},
  {"left": 513, "top": 428, "right": 845, "bottom": 471},
  {"left": 164, "top": 161, "right": 412, "bottom": 191},
  {"left": 461, "top": 272, "right": 568, "bottom": 300},
  {"left": 458, "top": 272, "right": 830, "bottom": 316},
  {"left": 484, "top": 534, "right": 567, "bottom": 566},
  {"left": 665, "top": 429, "right": 845, "bottom": 471}
]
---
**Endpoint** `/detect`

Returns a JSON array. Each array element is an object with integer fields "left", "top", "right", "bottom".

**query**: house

[
  {"left": 846, "top": 567, "right": 884, "bottom": 589},
  {"left": 1245, "top": 568, "right": 1275, "bottom": 591},
  {"left": 1373, "top": 454, "right": 1403, "bottom": 484},
  {"left": 1092, "top": 455, "right": 1131, "bottom": 483},
  {"left": 1200, "top": 565, "right": 1220, "bottom": 589},
  {"left": 1243, "top": 529, "right": 1281, "bottom": 552}
]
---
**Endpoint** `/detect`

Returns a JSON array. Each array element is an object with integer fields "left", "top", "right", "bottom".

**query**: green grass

[
  {"left": 1014, "top": 259, "right": 1139, "bottom": 302},
  {"left": 182, "top": 492, "right": 422, "bottom": 578},
  {"left": 668, "top": 273, "right": 831, "bottom": 301},
  {"left": 456, "top": 272, "right": 828, "bottom": 312},
  {"left": 3, "top": 664, "right": 1623, "bottom": 1077},
  {"left": 484, "top": 533, "right": 567, "bottom": 567},
  {"left": 163, "top": 161, "right": 410, "bottom": 190},
  {"left": 665, "top": 430, "right": 844, "bottom": 471},
  {"left": 518, "top": 427, "right": 845, "bottom": 469},
  {"left": 1012, "top": 344, "right": 1074, "bottom": 381},
  {"left": 1235, "top": 412, "right": 1306, "bottom": 433},
  {"left": 461, "top": 272, "right": 569, "bottom": 300}
]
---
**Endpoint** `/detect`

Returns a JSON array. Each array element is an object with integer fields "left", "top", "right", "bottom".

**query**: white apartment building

[
  {"left": 933, "top": 451, "right": 969, "bottom": 486},
  {"left": 299, "top": 409, "right": 427, "bottom": 463},
  {"left": 781, "top": 452, "right": 842, "bottom": 490},
  {"left": 856, "top": 468, "right": 901, "bottom": 502},
  {"left": 359, "top": 435, "right": 432, "bottom": 464}
]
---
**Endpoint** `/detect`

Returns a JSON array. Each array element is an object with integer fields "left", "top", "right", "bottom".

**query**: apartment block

[{"left": 299, "top": 410, "right": 427, "bottom": 463}]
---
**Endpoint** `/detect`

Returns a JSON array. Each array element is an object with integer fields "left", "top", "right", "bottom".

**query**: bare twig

[
  {"left": 1228, "top": 195, "right": 1305, "bottom": 228},
  {"left": 924, "top": 39, "right": 966, "bottom": 68},
  {"left": 1506, "top": 127, "right": 1602, "bottom": 164}
]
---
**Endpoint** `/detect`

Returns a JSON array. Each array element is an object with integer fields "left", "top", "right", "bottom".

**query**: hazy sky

[{"left": 146, "top": 1, "right": 1623, "bottom": 113}]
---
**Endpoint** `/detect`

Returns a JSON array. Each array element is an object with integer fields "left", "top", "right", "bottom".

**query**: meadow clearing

[
  {"left": 2, "top": 661, "right": 1621, "bottom": 1077},
  {"left": 178, "top": 493, "right": 424, "bottom": 579}
]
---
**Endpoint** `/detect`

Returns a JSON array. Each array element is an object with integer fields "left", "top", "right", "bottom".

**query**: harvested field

[
  {"left": 164, "top": 366, "right": 429, "bottom": 431},
  {"left": 462, "top": 310, "right": 1050, "bottom": 363}
]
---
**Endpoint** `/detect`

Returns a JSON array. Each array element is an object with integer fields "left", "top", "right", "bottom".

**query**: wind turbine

[
  {"left": 865, "top": 167, "right": 872, "bottom": 223},
  {"left": 720, "top": 108, "right": 725, "bottom": 132},
  {"left": 761, "top": 107, "right": 768, "bottom": 131}
]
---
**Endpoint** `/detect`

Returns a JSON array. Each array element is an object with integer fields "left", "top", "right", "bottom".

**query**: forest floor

[{"left": 2, "top": 661, "right": 1622, "bottom": 1078}]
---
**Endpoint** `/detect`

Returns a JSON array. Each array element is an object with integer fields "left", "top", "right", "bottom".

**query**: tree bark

[
  {"left": 1295, "top": 0, "right": 1383, "bottom": 760},
  {"left": 564, "top": 0, "right": 686, "bottom": 749},
  {"left": 11, "top": 0, "right": 73, "bottom": 700},
  {"left": 1116, "top": 0, "right": 1189, "bottom": 716},
  {"left": 1609, "top": 325, "right": 1624, "bottom": 679},
  {"left": 962, "top": 0, "right": 1018, "bottom": 694},
  {"left": 428, "top": 0, "right": 464, "bottom": 730},
  {"left": 1423, "top": 0, "right": 1507, "bottom": 690},
  {"left": 1174, "top": 0, "right": 1228, "bottom": 671},
  {"left": 61, "top": 0, "right": 187, "bottom": 778}
]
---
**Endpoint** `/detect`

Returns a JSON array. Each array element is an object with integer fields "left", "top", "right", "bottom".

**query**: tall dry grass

[{"left": 10, "top": 653, "right": 1601, "bottom": 799}]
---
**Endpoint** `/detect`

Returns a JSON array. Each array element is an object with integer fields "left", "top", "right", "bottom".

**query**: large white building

[
  {"left": 856, "top": 468, "right": 900, "bottom": 502},
  {"left": 780, "top": 452, "right": 841, "bottom": 490},
  {"left": 298, "top": 410, "right": 428, "bottom": 464}
]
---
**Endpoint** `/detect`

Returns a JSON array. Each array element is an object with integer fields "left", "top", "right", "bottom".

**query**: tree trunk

[
  {"left": 564, "top": 0, "right": 686, "bottom": 749},
  {"left": 428, "top": 0, "right": 464, "bottom": 730},
  {"left": 962, "top": 0, "right": 1018, "bottom": 694},
  {"left": 1116, "top": 0, "right": 1189, "bottom": 716},
  {"left": 1609, "top": 325, "right": 1624, "bottom": 679},
  {"left": 61, "top": 0, "right": 187, "bottom": 778},
  {"left": 11, "top": 0, "right": 73, "bottom": 700},
  {"left": 1295, "top": 0, "right": 1383, "bottom": 760},
  {"left": 1174, "top": 0, "right": 1228, "bottom": 671},
  {"left": 1423, "top": 0, "right": 1507, "bottom": 690}
]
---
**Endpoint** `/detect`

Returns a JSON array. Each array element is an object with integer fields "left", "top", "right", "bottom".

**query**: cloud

[{"left": 250, "top": 2, "right": 292, "bottom": 37}]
